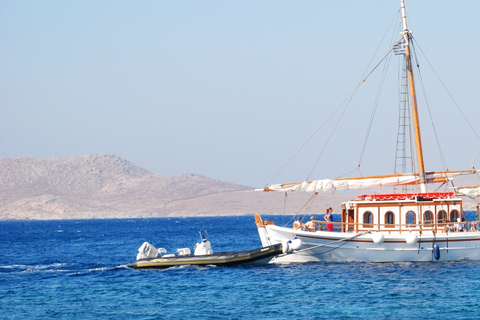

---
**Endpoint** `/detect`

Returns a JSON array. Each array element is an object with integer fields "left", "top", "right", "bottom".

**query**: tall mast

[{"left": 400, "top": 0, "right": 426, "bottom": 192}]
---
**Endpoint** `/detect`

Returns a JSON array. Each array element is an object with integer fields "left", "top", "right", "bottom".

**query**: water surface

[{"left": 1, "top": 216, "right": 479, "bottom": 319}]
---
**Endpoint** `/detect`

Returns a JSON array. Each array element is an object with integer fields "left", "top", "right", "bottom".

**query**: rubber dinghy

[{"left": 128, "top": 230, "right": 285, "bottom": 269}]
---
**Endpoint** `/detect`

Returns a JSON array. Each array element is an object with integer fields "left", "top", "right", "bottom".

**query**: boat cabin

[{"left": 340, "top": 192, "right": 462, "bottom": 234}]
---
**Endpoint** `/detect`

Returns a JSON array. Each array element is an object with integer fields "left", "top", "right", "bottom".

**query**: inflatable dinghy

[{"left": 128, "top": 230, "right": 284, "bottom": 269}]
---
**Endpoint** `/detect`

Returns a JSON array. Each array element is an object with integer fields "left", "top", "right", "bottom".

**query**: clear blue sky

[{"left": 2, "top": 1, "right": 479, "bottom": 187}]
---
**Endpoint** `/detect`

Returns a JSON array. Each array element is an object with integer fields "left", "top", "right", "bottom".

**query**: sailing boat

[{"left": 254, "top": 0, "right": 480, "bottom": 263}]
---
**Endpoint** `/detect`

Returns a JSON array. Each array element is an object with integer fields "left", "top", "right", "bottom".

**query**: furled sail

[
  {"left": 259, "top": 170, "right": 477, "bottom": 193},
  {"left": 454, "top": 186, "right": 480, "bottom": 198}
]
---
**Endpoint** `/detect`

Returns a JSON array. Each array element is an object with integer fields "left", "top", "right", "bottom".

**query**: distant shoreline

[{"left": 0, "top": 212, "right": 257, "bottom": 221}]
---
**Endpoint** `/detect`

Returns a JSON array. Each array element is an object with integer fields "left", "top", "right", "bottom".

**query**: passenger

[
  {"left": 305, "top": 216, "right": 318, "bottom": 232},
  {"left": 446, "top": 222, "right": 454, "bottom": 233},
  {"left": 325, "top": 207, "right": 333, "bottom": 232},
  {"left": 293, "top": 217, "right": 304, "bottom": 230},
  {"left": 454, "top": 218, "right": 462, "bottom": 232}
]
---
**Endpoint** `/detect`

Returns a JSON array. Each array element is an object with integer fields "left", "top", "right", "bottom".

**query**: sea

[{"left": 2, "top": 214, "right": 480, "bottom": 320}]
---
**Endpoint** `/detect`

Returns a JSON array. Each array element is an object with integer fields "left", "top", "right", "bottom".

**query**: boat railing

[{"left": 308, "top": 220, "right": 477, "bottom": 234}]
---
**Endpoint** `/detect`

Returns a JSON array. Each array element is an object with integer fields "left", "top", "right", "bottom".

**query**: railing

[{"left": 298, "top": 219, "right": 478, "bottom": 234}]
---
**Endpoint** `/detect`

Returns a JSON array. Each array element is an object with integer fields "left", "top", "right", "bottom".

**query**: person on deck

[
  {"left": 455, "top": 218, "right": 462, "bottom": 232},
  {"left": 293, "top": 217, "right": 304, "bottom": 230},
  {"left": 305, "top": 216, "right": 318, "bottom": 232},
  {"left": 325, "top": 207, "right": 333, "bottom": 232}
]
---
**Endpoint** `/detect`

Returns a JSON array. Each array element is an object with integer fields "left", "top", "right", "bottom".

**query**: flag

[{"left": 393, "top": 40, "right": 407, "bottom": 55}]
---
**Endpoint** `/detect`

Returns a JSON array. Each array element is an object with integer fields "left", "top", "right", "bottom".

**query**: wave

[{"left": 0, "top": 262, "right": 124, "bottom": 276}]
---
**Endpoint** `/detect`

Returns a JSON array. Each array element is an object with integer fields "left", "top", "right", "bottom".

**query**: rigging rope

[
  {"left": 291, "top": 231, "right": 371, "bottom": 255},
  {"left": 306, "top": 49, "right": 396, "bottom": 181},
  {"left": 282, "top": 192, "right": 319, "bottom": 227},
  {"left": 265, "top": 10, "right": 401, "bottom": 187},
  {"left": 410, "top": 39, "right": 449, "bottom": 173},
  {"left": 414, "top": 40, "right": 480, "bottom": 168},
  {"left": 357, "top": 50, "right": 394, "bottom": 167},
  {"left": 310, "top": 13, "right": 400, "bottom": 177}
]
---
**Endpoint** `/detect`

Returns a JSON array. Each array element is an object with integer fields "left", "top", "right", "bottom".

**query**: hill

[{"left": 0, "top": 154, "right": 340, "bottom": 220}]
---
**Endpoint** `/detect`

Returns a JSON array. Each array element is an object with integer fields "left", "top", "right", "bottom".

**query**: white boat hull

[{"left": 259, "top": 224, "right": 480, "bottom": 263}]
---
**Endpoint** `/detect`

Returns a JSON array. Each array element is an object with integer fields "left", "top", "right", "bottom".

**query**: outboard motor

[
  {"left": 136, "top": 242, "right": 159, "bottom": 260},
  {"left": 194, "top": 229, "right": 213, "bottom": 256}
]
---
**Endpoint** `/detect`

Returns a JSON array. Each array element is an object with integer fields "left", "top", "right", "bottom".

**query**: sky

[{"left": 1, "top": 1, "right": 480, "bottom": 187}]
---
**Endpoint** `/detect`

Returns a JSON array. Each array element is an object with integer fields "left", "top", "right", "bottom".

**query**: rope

[
  {"left": 294, "top": 231, "right": 371, "bottom": 254},
  {"left": 414, "top": 39, "right": 480, "bottom": 167},
  {"left": 410, "top": 38, "right": 449, "bottom": 172},
  {"left": 282, "top": 192, "right": 319, "bottom": 227},
  {"left": 264, "top": 13, "right": 400, "bottom": 188},
  {"left": 271, "top": 231, "right": 371, "bottom": 261},
  {"left": 357, "top": 50, "right": 394, "bottom": 167},
  {"left": 282, "top": 191, "right": 288, "bottom": 226}
]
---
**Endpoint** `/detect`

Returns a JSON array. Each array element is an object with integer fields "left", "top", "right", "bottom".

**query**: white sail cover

[
  {"left": 260, "top": 170, "right": 478, "bottom": 193},
  {"left": 455, "top": 187, "right": 480, "bottom": 198},
  {"left": 265, "top": 175, "right": 420, "bottom": 192}
]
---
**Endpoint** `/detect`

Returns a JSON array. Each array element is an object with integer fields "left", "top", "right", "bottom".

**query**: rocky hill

[
  {"left": 0, "top": 154, "right": 338, "bottom": 220},
  {"left": 2, "top": 154, "right": 477, "bottom": 220}
]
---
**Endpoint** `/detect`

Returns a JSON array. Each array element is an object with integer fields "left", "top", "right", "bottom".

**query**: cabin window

[
  {"left": 424, "top": 210, "right": 433, "bottom": 225},
  {"left": 363, "top": 211, "right": 373, "bottom": 228},
  {"left": 385, "top": 211, "right": 395, "bottom": 227},
  {"left": 406, "top": 211, "right": 416, "bottom": 227},
  {"left": 450, "top": 210, "right": 459, "bottom": 223},
  {"left": 438, "top": 210, "right": 447, "bottom": 224}
]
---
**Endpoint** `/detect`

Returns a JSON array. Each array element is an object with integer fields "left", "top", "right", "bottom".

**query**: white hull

[{"left": 258, "top": 224, "right": 480, "bottom": 263}]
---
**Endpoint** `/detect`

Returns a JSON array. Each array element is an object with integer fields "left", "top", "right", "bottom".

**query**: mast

[{"left": 400, "top": 0, "right": 427, "bottom": 192}]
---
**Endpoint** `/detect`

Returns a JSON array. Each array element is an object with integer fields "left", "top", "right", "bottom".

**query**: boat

[
  {"left": 128, "top": 230, "right": 284, "bottom": 269},
  {"left": 254, "top": 0, "right": 480, "bottom": 263}
]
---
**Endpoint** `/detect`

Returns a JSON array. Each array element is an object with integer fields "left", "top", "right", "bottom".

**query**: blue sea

[{"left": 2, "top": 215, "right": 480, "bottom": 319}]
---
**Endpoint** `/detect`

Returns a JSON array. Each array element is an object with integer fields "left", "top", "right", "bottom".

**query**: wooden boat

[{"left": 254, "top": 0, "right": 480, "bottom": 263}]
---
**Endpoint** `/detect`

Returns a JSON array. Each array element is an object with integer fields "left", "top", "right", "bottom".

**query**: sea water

[{"left": 1, "top": 215, "right": 480, "bottom": 319}]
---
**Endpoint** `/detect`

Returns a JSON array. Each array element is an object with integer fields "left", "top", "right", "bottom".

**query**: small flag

[{"left": 393, "top": 40, "right": 407, "bottom": 55}]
